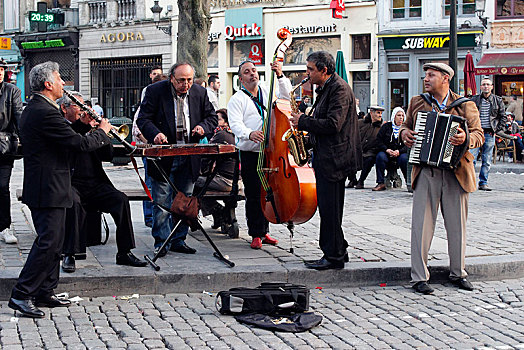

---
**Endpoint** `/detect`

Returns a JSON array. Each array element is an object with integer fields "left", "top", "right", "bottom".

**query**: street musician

[{"left": 136, "top": 62, "right": 217, "bottom": 257}]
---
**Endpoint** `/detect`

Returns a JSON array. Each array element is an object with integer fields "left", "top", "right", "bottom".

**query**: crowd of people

[{"left": 2, "top": 51, "right": 524, "bottom": 318}]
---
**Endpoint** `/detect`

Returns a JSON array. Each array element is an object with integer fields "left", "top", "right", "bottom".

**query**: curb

[{"left": 1, "top": 254, "right": 523, "bottom": 300}]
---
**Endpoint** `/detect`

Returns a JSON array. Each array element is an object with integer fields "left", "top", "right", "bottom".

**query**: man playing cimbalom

[
  {"left": 137, "top": 62, "right": 217, "bottom": 256},
  {"left": 470, "top": 78, "right": 507, "bottom": 191},
  {"left": 401, "top": 63, "right": 484, "bottom": 294},
  {"left": 291, "top": 51, "right": 362, "bottom": 270}
]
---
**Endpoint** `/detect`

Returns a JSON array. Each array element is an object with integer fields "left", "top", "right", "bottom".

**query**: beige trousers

[{"left": 410, "top": 167, "right": 469, "bottom": 282}]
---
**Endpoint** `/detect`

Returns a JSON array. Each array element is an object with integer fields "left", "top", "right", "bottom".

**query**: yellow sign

[
  {"left": 0, "top": 37, "right": 11, "bottom": 50},
  {"left": 100, "top": 32, "right": 144, "bottom": 43}
]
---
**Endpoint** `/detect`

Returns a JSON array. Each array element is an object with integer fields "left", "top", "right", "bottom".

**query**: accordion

[{"left": 408, "top": 111, "right": 467, "bottom": 169}]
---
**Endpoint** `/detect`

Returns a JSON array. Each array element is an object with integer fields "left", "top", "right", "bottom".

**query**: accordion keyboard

[{"left": 408, "top": 111, "right": 428, "bottom": 165}]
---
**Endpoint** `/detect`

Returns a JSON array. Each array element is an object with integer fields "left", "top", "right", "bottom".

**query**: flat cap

[
  {"left": 369, "top": 105, "right": 385, "bottom": 111},
  {"left": 0, "top": 58, "right": 7, "bottom": 69},
  {"left": 423, "top": 62, "right": 454, "bottom": 80}
]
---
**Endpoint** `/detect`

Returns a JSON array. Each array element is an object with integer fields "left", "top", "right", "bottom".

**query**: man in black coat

[
  {"left": 9, "top": 61, "right": 113, "bottom": 318},
  {"left": 291, "top": 51, "right": 362, "bottom": 270},
  {"left": 58, "top": 91, "right": 146, "bottom": 273},
  {"left": 0, "top": 58, "right": 23, "bottom": 245},
  {"left": 137, "top": 63, "right": 217, "bottom": 256}
]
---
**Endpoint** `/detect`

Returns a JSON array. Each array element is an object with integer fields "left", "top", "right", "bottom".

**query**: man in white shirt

[{"left": 227, "top": 60, "right": 291, "bottom": 249}]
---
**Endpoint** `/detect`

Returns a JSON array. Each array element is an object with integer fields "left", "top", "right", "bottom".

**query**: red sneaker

[
  {"left": 262, "top": 234, "right": 278, "bottom": 245},
  {"left": 250, "top": 237, "right": 262, "bottom": 249}
]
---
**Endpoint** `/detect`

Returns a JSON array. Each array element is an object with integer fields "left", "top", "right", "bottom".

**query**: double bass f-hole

[{"left": 279, "top": 156, "right": 291, "bottom": 178}]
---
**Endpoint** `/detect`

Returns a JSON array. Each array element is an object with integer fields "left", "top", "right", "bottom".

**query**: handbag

[
  {"left": 170, "top": 191, "right": 199, "bottom": 220},
  {"left": 0, "top": 131, "right": 19, "bottom": 156}
]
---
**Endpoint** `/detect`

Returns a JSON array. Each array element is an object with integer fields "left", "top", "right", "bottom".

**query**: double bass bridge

[{"left": 261, "top": 167, "right": 279, "bottom": 173}]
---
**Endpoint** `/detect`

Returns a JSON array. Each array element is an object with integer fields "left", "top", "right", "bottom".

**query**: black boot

[{"left": 211, "top": 205, "right": 224, "bottom": 230}]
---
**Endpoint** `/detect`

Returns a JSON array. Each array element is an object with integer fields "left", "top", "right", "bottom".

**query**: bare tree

[{"left": 177, "top": 0, "right": 211, "bottom": 80}]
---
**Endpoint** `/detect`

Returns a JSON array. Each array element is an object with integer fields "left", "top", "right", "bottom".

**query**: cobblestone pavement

[{"left": 1, "top": 278, "right": 524, "bottom": 349}]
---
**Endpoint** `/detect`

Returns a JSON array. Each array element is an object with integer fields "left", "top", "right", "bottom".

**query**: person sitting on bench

[
  {"left": 58, "top": 91, "right": 146, "bottom": 272},
  {"left": 194, "top": 109, "right": 241, "bottom": 229}
]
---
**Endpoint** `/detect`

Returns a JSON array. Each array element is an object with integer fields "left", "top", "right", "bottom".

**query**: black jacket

[
  {"left": 471, "top": 93, "right": 506, "bottom": 132},
  {"left": 0, "top": 81, "right": 23, "bottom": 165},
  {"left": 136, "top": 80, "right": 218, "bottom": 181},
  {"left": 358, "top": 114, "right": 383, "bottom": 157},
  {"left": 298, "top": 73, "right": 362, "bottom": 182},
  {"left": 376, "top": 121, "right": 408, "bottom": 154},
  {"left": 20, "top": 94, "right": 111, "bottom": 208}
]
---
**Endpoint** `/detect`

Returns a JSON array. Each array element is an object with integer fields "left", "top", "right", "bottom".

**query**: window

[
  {"left": 496, "top": 0, "right": 524, "bottom": 18},
  {"left": 352, "top": 34, "right": 371, "bottom": 61},
  {"left": 444, "top": 0, "right": 476, "bottom": 16},
  {"left": 230, "top": 40, "right": 265, "bottom": 67},
  {"left": 392, "top": 0, "right": 422, "bottom": 19},
  {"left": 284, "top": 37, "right": 341, "bottom": 65},
  {"left": 208, "top": 42, "right": 218, "bottom": 68},
  {"left": 3, "top": 0, "right": 20, "bottom": 30}
]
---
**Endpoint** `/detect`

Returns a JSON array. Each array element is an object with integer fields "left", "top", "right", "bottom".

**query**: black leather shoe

[
  {"left": 354, "top": 182, "right": 364, "bottom": 189},
  {"left": 154, "top": 247, "right": 167, "bottom": 258},
  {"left": 450, "top": 277, "right": 474, "bottom": 291},
  {"left": 8, "top": 298, "right": 45, "bottom": 318},
  {"left": 62, "top": 255, "right": 76, "bottom": 273},
  {"left": 344, "top": 252, "right": 349, "bottom": 263},
  {"left": 116, "top": 251, "right": 147, "bottom": 267},
  {"left": 304, "top": 257, "right": 344, "bottom": 270},
  {"left": 478, "top": 184, "right": 492, "bottom": 191},
  {"left": 35, "top": 294, "right": 71, "bottom": 308},
  {"left": 413, "top": 281, "right": 434, "bottom": 295},
  {"left": 170, "top": 243, "right": 196, "bottom": 254}
]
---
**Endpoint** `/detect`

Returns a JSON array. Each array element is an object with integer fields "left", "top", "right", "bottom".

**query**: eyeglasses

[{"left": 174, "top": 77, "right": 193, "bottom": 85}]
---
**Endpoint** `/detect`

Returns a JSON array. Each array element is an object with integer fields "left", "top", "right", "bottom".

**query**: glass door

[{"left": 389, "top": 79, "right": 408, "bottom": 119}]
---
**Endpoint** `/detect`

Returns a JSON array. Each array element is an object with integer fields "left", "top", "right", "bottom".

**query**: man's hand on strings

[
  {"left": 154, "top": 132, "right": 168, "bottom": 144},
  {"left": 192, "top": 125, "right": 204, "bottom": 136}
]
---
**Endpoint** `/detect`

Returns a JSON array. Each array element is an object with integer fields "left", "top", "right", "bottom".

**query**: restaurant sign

[{"left": 475, "top": 66, "right": 524, "bottom": 75}]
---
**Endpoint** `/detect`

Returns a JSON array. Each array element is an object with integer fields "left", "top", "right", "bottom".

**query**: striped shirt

[{"left": 480, "top": 97, "right": 491, "bottom": 130}]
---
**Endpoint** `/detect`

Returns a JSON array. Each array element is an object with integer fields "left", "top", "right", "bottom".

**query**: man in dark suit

[
  {"left": 291, "top": 51, "right": 362, "bottom": 270},
  {"left": 58, "top": 91, "right": 146, "bottom": 273},
  {"left": 137, "top": 62, "right": 217, "bottom": 256},
  {"left": 9, "top": 62, "right": 113, "bottom": 318}
]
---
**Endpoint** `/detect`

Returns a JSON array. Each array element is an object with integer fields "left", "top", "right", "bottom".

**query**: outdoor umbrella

[
  {"left": 464, "top": 51, "right": 477, "bottom": 97},
  {"left": 335, "top": 50, "right": 348, "bottom": 83}
]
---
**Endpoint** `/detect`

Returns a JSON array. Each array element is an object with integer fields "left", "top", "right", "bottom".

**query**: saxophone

[{"left": 283, "top": 77, "right": 310, "bottom": 167}]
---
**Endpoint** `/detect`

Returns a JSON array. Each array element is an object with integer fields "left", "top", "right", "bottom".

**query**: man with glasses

[{"left": 137, "top": 63, "right": 217, "bottom": 256}]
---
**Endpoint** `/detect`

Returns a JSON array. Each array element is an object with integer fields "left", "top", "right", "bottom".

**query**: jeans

[
  {"left": 142, "top": 157, "right": 153, "bottom": 226},
  {"left": 0, "top": 165, "right": 13, "bottom": 232},
  {"left": 470, "top": 132, "right": 495, "bottom": 186},
  {"left": 375, "top": 152, "right": 408, "bottom": 184},
  {"left": 150, "top": 156, "right": 194, "bottom": 249}
]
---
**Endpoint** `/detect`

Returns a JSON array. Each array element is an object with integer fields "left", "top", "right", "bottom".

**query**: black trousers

[
  {"left": 12, "top": 207, "right": 66, "bottom": 299},
  {"left": 315, "top": 169, "right": 348, "bottom": 263},
  {"left": 0, "top": 164, "right": 13, "bottom": 231},
  {"left": 63, "top": 183, "right": 135, "bottom": 255},
  {"left": 240, "top": 151, "right": 268, "bottom": 238},
  {"left": 358, "top": 155, "right": 376, "bottom": 183}
]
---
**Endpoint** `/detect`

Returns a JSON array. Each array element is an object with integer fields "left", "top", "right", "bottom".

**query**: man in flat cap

[
  {"left": 470, "top": 78, "right": 507, "bottom": 191},
  {"left": 400, "top": 62, "right": 484, "bottom": 294},
  {"left": 349, "top": 105, "right": 384, "bottom": 189}
]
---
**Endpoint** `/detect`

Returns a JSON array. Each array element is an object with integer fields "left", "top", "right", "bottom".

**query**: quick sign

[
  {"left": 225, "top": 8, "right": 263, "bottom": 41},
  {"left": 21, "top": 39, "right": 65, "bottom": 49},
  {"left": 224, "top": 23, "right": 261, "bottom": 40}
]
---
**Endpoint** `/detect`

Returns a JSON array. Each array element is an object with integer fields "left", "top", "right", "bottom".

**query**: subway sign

[{"left": 382, "top": 33, "right": 478, "bottom": 50}]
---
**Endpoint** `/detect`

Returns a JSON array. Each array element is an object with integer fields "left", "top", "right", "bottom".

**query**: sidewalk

[{"left": 0, "top": 159, "right": 523, "bottom": 300}]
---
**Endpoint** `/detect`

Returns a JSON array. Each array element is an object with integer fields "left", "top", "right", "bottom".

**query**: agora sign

[{"left": 100, "top": 32, "right": 144, "bottom": 43}]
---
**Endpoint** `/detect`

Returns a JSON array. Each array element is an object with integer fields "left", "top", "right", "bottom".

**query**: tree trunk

[{"left": 177, "top": 0, "right": 211, "bottom": 80}]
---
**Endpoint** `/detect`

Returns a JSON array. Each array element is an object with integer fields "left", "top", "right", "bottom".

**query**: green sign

[
  {"left": 29, "top": 11, "right": 55, "bottom": 23},
  {"left": 382, "top": 33, "right": 477, "bottom": 50},
  {"left": 21, "top": 39, "right": 65, "bottom": 49}
]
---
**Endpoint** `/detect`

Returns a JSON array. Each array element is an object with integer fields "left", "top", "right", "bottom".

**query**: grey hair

[
  {"left": 56, "top": 90, "right": 82, "bottom": 107},
  {"left": 29, "top": 61, "right": 59, "bottom": 92},
  {"left": 168, "top": 62, "right": 194, "bottom": 78}
]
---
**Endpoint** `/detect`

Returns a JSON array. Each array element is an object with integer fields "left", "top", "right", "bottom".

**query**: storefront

[
  {"left": 78, "top": 22, "right": 171, "bottom": 119},
  {"left": 0, "top": 36, "right": 24, "bottom": 97},
  {"left": 14, "top": 30, "right": 79, "bottom": 100},
  {"left": 207, "top": 3, "right": 378, "bottom": 110},
  {"left": 378, "top": 31, "right": 483, "bottom": 118}
]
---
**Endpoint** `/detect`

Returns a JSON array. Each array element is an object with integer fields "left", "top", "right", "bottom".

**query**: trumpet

[
  {"left": 282, "top": 77, "right": 310, "bottom": 166},
  {"left": 63, "top": 90, "right": 137, "bottom": 154}
]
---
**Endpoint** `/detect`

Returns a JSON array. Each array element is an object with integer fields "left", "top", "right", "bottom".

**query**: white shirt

[{"left": 228, "top": 77, "right": 292, "bottom": 152}]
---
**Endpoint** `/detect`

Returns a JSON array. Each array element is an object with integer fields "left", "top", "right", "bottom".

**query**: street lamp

[
  {"left": 475, "top": 0, "right": 488, "bottom": 29},
  {"left": 150, "top": 0, "right": 171, "bottom": 35}
]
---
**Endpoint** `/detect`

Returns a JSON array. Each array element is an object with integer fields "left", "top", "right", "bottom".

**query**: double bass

[{"left": 256, "top": 28, "right": 317, "bottom": 248}]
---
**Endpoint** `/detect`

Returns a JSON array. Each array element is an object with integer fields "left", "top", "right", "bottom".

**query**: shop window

[
  {"left": 284, "top": 37, "right": 341, "bottom": 65},
  {"left": 208, "top": 42, "right": 218, "bottom": 69},
  {"left": 496, "top": 0, "right": 524, "bottom": 18},
  {"left": 3, "top": 0, "right": 20, "bottom": 30},
  {"left": 352, "top": 34, "right": 371, "bottom": 61},
  {"left": 230, "top": 40, "right": 265, "bottom": 67},
  {"left": 388, "top": 63, "right": 409, "bottom": 72},
  {"left": 443, "top": 0, "right": 476, "bottom": 16},
  {"left": 392, "top": 0, "right": 422, "bottom": 19}
]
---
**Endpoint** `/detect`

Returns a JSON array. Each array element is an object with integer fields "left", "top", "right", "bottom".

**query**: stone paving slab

[{"left": 0, "top": 159, "right": 523, "bottom": 299}]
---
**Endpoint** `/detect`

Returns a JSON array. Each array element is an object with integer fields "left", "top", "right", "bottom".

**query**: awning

[{"left": 475, "top": 53, "right": 524, "bottom": 75}]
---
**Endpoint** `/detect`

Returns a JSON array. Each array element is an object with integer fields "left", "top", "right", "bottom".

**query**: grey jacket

[{"left": 471, "top": 93, "right": 506, "bottom": 132}]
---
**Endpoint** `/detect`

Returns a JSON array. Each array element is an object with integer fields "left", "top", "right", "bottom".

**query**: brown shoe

[{"left": 372, "top": 183, "right": 386, "bottom": 191}]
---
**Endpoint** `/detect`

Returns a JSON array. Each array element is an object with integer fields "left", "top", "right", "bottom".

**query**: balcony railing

[
  {"left": 88, "top": 1, "right": 107, "bottom": 23},
  {"left": 117, "top": 0, "right": 136, "bottom": 21},
  {"left": 87, "top": 0, "right": 136, "bottom": 24}
]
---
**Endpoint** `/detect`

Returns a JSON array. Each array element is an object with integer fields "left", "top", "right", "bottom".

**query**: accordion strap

[{"left": 420, "top": 93, "right": 470, "bottom": 113}]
